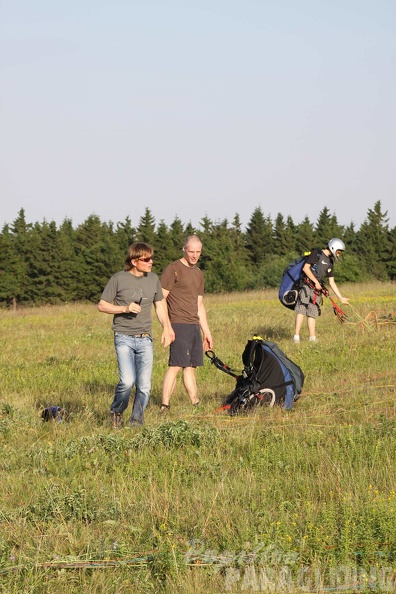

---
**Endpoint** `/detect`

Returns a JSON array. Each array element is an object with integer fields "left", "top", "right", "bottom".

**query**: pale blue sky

[{"left": 1, "top": 0, "right": 395, "bottom": 230}]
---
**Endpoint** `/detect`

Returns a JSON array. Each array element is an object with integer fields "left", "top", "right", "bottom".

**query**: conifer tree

[
  {"left": 27, "top": 221, "right": 64, "bottom": 303},
  {"left": 200, "top": 219, "right": 251, "bottom": 292},
  {"left": 136, "top": 207, "right": 156, "bottom": 245},
  {"left": 387, "top": 225, "right": 396, "bottom": 280},
  {"left": 57, "top": 218, "right": 81, "bottom": 301},
  {"left": 0, "top": 201, "right": 394, "bottom": 305},
  {"left": 153, "top": 215, "right": 188, "bottom": 275},
  {"left": 315, "top": 207, "right": 344, "bottom": 245},
  {"left": 343, "top": 222, "right": 358, "bottom": 251},
  {"left": 230, "top": 214, "right": 247, "bottom": 254},
  {"left": 0, "top": 224, "right": 18, "bottom": 306},
  {"left": 229, "top": 214, "right": 255, "bottom": 289},
  {"left": 169, "top": 216, "right": 185, "bottom": 260},
  {"left": 273, "top": 213, "right": 290, "bottom": 256},
  {"left": 7, "top": 209, "right": 32, "bottom": 307},
  {"left": 245, "top": 206, "right": 273, "bottom": 264},
  {"left": 115, "top": 217, "right": 136, "bottom": 255},
  {"left": 184, "top": 221, "right": 196, "bottom": 237},
  {"left": 332, "top": 221, "right": 365, "bottom": 282},
  {"left": 75, "top": 215, "right": 118, "bottom": 301},
  {"left": 285, "top": 216, "right": 297, "bottom": 254},
  {"left": 357, "top": 201, "right": 390, "bottom": 280},
  {"left": 295, "top": 216, "right": 315, "bottom": 254},
  {"left": 197, "top": 215, "right": 214, "bottom": 273},
  {"left": 153, "top": 220, "right": 171, "bottom": 274}
]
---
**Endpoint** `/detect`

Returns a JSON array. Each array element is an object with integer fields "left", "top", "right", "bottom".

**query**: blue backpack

[
  {"left": 207, "top": 337, "right": 305, "bottom": 413},
  {"left": 225, "top": 337, "right": 304, "bottom": 412},
  {"left": 278, "top": 254, "right": 309, "bottom": 310}
]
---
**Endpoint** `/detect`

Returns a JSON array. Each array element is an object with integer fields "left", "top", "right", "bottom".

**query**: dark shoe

[
  {"left": 129, "top": 418, "right": 143, "bottom": 428},
  {"left": 111, "top": 412, "right": 123, "bottom": 429},
  {"left": 160, "top": 404, "right": 170, "bottom": 414}
]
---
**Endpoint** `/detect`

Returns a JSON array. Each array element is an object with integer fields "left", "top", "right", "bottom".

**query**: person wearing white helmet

[{"left": 293, "top": 238, "right": 349, "bottom": 343}]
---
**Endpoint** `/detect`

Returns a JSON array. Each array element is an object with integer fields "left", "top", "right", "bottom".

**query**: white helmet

[{"left": 328, "top": 238, "right": 345, "bottom": 262}]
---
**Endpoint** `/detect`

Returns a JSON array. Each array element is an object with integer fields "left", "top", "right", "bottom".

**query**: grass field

[{"left": 0, "top": 283, "right": 395, "bottom": 593}]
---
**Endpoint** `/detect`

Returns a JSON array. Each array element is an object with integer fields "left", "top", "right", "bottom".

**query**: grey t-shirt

[{"left": 100, "top": 270, "right": 163, "bottom": 335}]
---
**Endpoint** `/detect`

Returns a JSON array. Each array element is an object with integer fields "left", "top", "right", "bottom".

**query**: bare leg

[
  {"left": 161, "top": 366, "right": 181, "bottom": 406},
  {"left": 182, "top": 367, "right": 199, "bottom": 405},
  {"left": 307, "top": 316, "right": 316, "bottom": 339},
  {"left": 294, "top": 313, "right": 305, "bottom": 338}
]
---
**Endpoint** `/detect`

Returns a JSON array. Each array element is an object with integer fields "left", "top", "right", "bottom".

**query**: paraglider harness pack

[
  {"left": 206, "top": 336, "right": 304, "bottom": 414},
  {"left": 278, "top": 251, "right": 313, "bottom": 310}
]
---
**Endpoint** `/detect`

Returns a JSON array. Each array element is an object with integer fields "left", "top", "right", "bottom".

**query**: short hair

[
  {"left": 124, "top": 242, "right": 154, "bottom": 271},
  {"left": 183, "top": 234, "right": 202, "bottom": 249}
]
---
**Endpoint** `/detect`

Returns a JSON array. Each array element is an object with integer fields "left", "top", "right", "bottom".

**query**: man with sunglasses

[
  {"left": 160, "top": 234, "right": 213, "bottom": 411},
  {"left": 98, "top": 242, "right": 174, "bottom": 428}
]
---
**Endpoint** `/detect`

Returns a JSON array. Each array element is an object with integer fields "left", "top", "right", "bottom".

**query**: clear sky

[{"left": 1, "top": 0, "right": 395, "bottom": 231}]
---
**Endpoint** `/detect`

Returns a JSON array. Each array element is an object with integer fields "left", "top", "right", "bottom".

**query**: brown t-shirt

[{"left": 160, "top": 260, "right": 204, "bottom": 324}]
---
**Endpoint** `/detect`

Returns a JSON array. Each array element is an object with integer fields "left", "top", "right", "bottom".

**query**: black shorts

[{"left": 169, "top": 323, "right": 203, "bottom": 368}]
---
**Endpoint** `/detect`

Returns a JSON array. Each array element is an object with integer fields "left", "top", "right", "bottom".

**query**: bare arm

[
  {"left": 198, "top": 295, "right": 213, "bottom": 351},
  {"left": 97, "top": 299, "right": 141, "bottom": 315},
  {"left": 328, "top": 278, "right": 349, "bottom": 304},
  {"left": 154, "top": 299, "right": 175, "bottom": 348}
]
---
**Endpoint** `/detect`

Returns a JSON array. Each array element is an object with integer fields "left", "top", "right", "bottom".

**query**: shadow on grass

[{"left": 254, "top": 326, "right": 292, "bottom": 340}]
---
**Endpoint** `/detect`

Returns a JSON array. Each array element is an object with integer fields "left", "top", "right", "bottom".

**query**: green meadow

[{"left": 1, "top": 283, "right": 395, "bottom": 593}]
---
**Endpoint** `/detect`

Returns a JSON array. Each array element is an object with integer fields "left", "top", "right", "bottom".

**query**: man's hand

[
  {"left": 126, "top": 301, "right": 142, "bottom": 315},
  {"left": 161, "top": 327, "right": 175, "bottom": 348},
  {"left": 203, "top": 333, "right": 213, "bottom": 351}
]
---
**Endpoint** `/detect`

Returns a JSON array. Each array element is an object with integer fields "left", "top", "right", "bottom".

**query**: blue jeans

[{"left": 110, "top": 333, "right": 153, "bottom": 424}]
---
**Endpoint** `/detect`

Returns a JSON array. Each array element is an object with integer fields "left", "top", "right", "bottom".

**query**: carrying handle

[{"left": 205, "top": 350, "right": 240, "bottom": 378}]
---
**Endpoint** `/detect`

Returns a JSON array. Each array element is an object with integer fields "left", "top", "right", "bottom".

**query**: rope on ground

[{"left": 344, "top": 305, "right": 396, "bottom": 332}]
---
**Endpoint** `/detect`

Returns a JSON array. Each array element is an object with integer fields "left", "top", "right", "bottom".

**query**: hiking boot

[{"left": 112, "top": 412, "right": 123, "bottom": 429}]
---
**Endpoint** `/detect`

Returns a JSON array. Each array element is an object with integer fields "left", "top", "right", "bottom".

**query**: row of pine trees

[{"left": 0, "top": 201, "right": 394, "bottom": 307}]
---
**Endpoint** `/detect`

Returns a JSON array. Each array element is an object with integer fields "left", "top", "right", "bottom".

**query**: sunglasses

[{"left": 137, "top": 257, "right": 153, "bottom": 262}]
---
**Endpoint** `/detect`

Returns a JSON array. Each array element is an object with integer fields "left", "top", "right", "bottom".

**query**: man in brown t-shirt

[{"left": 160, "top": 235, "right": 213, "bottom": 410}]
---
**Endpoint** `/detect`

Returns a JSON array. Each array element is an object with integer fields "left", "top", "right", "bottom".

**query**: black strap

[
  {"left": 205, "top": 350, "right": 240, "bottom": 378},
  {"left": 269, "top": 380, "right": 294, "bottom": 390}
]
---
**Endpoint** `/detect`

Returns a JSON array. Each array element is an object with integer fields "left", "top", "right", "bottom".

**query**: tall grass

[{"left": 0, "top": 283, "right": 395, "bottom": 593}]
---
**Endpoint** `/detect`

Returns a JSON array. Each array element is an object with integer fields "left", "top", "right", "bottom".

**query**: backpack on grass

[
  {"left": 41, "top": 406, "right": 68, "bottom": 422},
  {"left": 207, "top": 336, "right": 305, "bottom": 414}
]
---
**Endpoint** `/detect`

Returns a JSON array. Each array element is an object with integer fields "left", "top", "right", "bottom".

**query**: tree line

[{"left": 0, "top": 201, "right": 394, "bottom": 308}]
